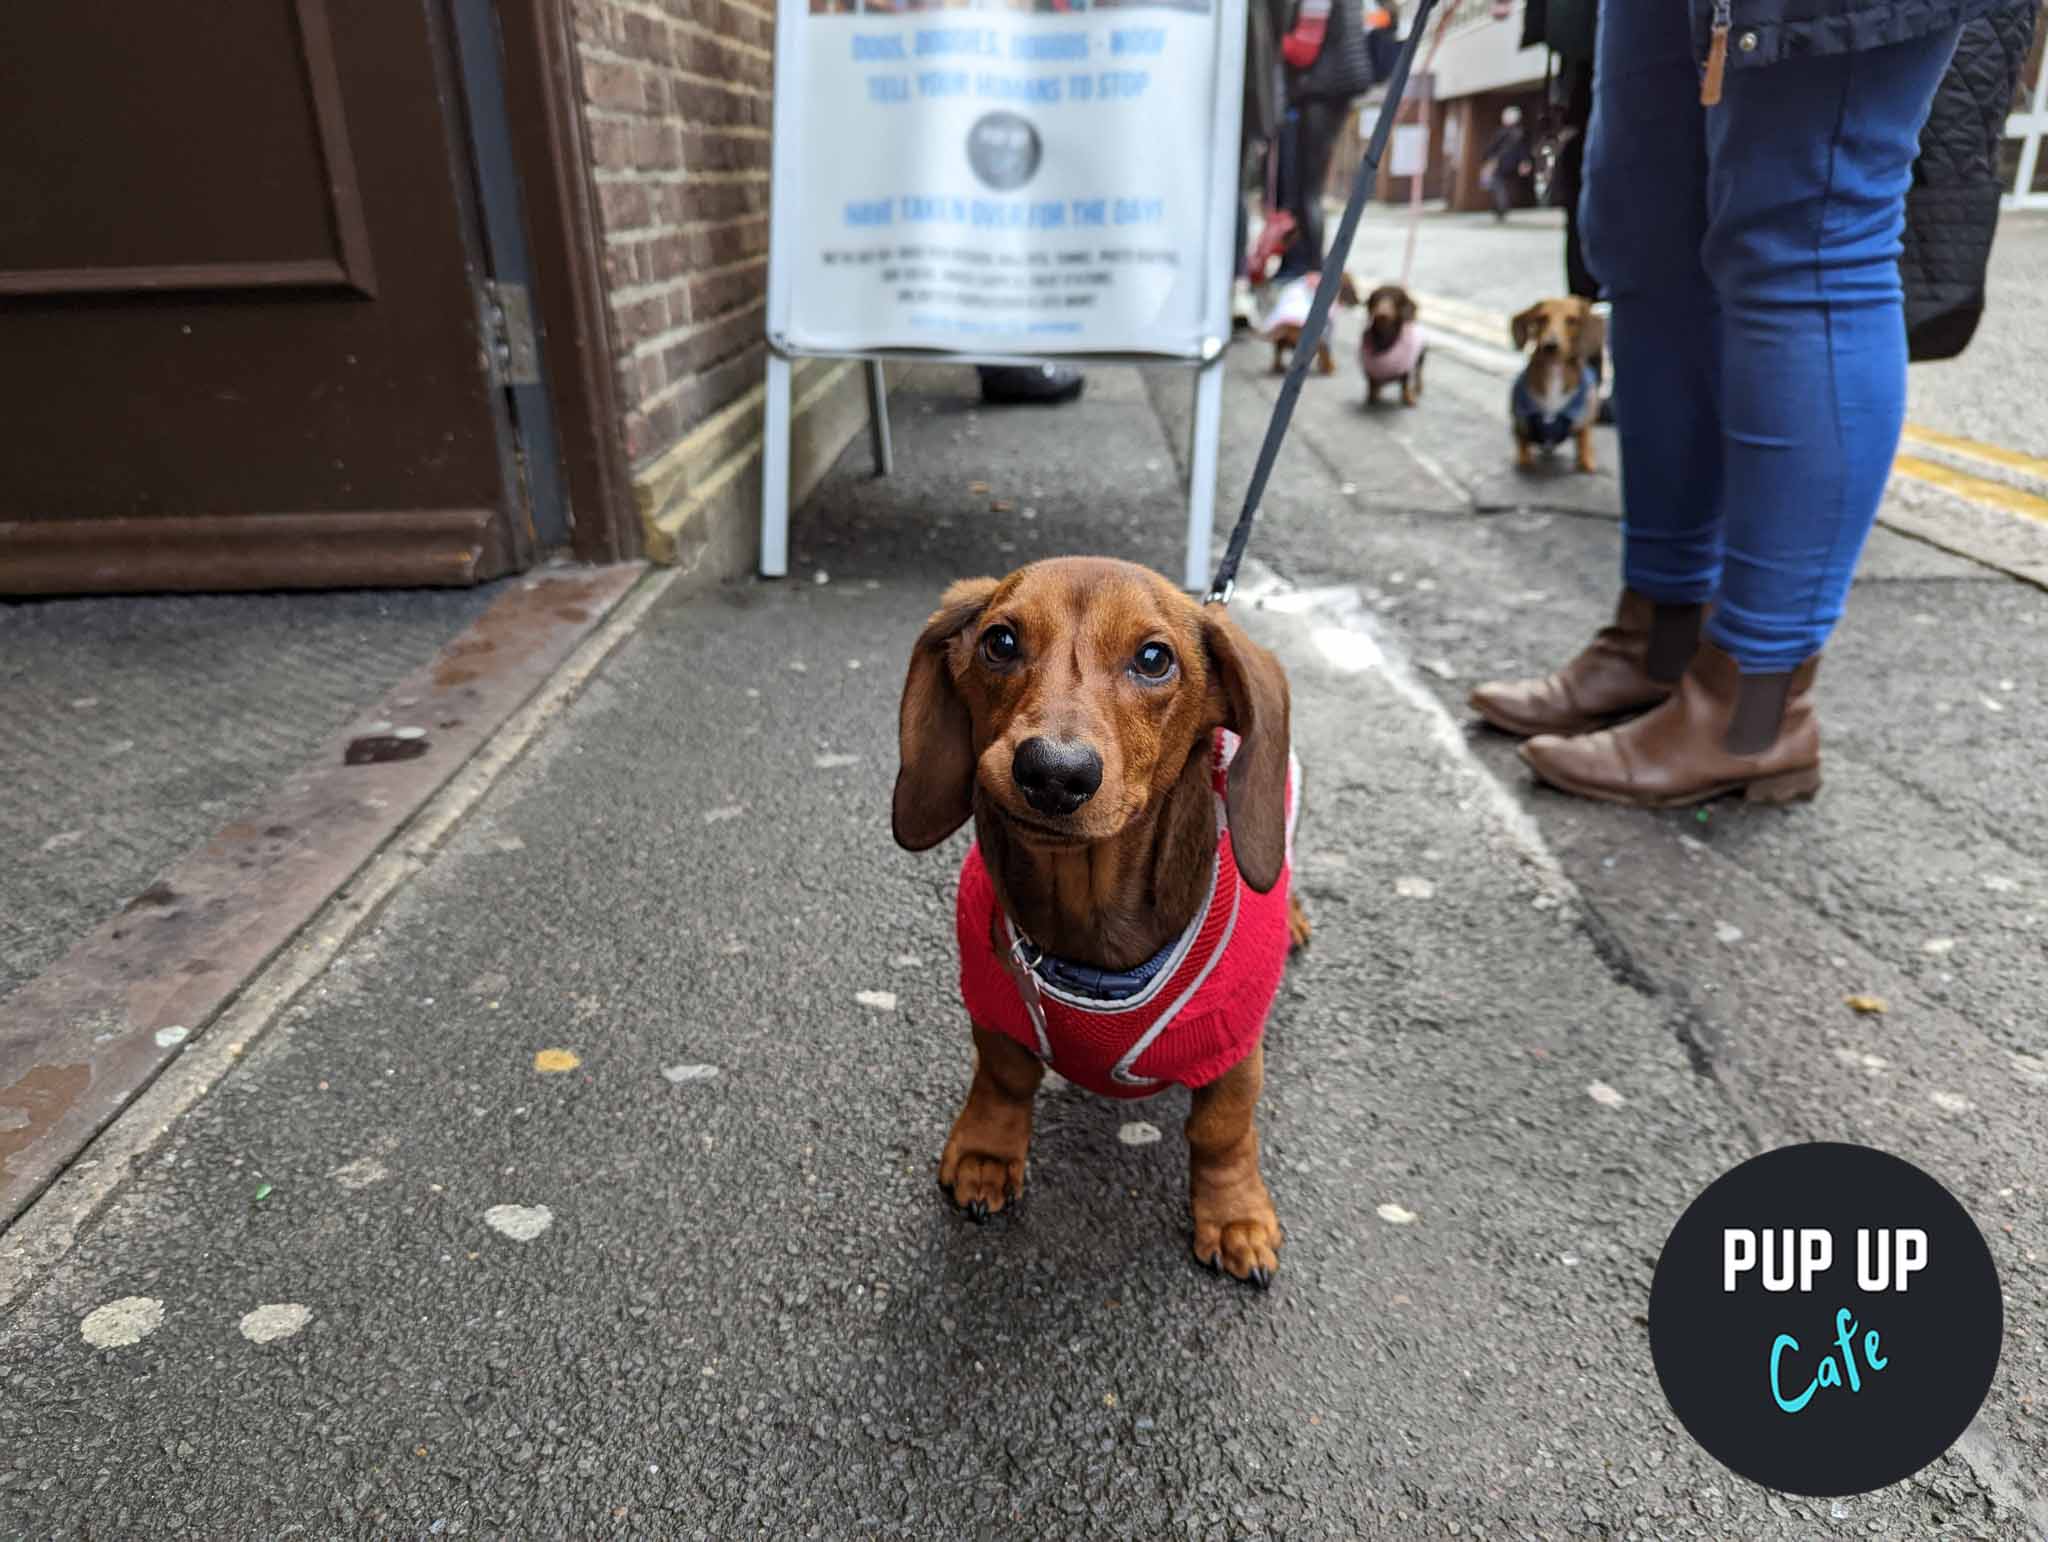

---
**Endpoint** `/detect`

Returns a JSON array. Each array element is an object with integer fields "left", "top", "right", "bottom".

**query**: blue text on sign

[{"left": 1770, "top": 1308, "right": 1889, "bottom": 1413}]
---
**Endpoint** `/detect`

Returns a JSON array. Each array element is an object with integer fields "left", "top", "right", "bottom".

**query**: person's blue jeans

[{"left": 1580, "top": 3, "right": 1960, "bottom": 673}]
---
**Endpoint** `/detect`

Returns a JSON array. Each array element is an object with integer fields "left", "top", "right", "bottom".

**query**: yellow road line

[
  {"left": 1406, "top": 290, "right": 1515, "bottom": 351},
  {"left": 1899, "top": 423, "right": 2048, "bottom": 484},
  {"left": 1891, "top": 454, "right": 2048, "bottom": 526},
  {"left": 1428, "top": 313, "right": 1516, "bottom": 353}
]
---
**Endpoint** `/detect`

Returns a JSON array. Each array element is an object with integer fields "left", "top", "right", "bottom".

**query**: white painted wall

[{"left": 1427, "top": 2, "right": 1545, "bottom": 100}]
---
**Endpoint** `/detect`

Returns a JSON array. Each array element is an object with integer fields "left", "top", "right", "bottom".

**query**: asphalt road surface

[{"left": 4, "top": 308, "right": 2047, "bottom": 1536}]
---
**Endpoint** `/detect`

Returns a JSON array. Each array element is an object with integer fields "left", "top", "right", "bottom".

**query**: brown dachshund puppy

[
  {"left": 893, "top": 558, "right": 1309, "bottom": 1286},
  {"left": 1360, "top": 284, "right": 1426, "bottom": 408},
  {"left": 1510, "top": 297, "right": 1604, "bottom": 473},
  {"left": 1268, "top": 272, "right": 1361, "bottom": 376}
]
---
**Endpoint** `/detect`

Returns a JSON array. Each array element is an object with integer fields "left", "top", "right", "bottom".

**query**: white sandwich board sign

[{"left": 763, "top": 0, "right": 1249, "bottom": 589}]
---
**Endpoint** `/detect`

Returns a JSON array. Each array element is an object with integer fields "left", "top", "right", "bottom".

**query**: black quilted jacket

[{"left": 1901, "top": 2, "right": 2038, "bottom": 361}]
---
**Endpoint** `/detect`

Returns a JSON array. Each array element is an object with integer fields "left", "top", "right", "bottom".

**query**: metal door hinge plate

[{"left": 484, "top": 280, "right": 541, "bottom": 387}]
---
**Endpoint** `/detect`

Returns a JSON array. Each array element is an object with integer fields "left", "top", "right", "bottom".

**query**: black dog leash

[{"left": 1206, "top": 0, "right": 1440, "bottom": 607}]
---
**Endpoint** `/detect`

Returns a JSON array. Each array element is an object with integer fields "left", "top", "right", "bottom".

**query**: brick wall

[{"left": 569, "top": 0, "right": 868, "bottom": 573}]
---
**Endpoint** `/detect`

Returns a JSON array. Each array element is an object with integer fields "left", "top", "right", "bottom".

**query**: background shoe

[
  {"left": 1468, "top": 590, "right": 1705, "bottom": 738},
  {"left": 978, "top": 365, "right": 1085, "bottom": 406}
]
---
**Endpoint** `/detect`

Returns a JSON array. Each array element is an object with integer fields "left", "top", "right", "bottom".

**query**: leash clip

[
  {"left": 1007, "top": 930, "right": 1042, "bottom": 979},
  {"left": 1206, "top": 576, "right": 1235, "bottom": 608},
  {"left": 1001, "top": 926, "right": 1056, "bottom": 1064}
]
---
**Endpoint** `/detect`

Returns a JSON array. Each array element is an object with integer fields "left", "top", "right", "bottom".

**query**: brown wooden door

[{"left": 0, "top": 1, "right": 539, "bottom": 593}]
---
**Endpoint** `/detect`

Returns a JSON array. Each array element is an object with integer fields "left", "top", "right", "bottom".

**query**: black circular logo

[
  {"left": 965, "top": 112, "right": 1042, "bottom": 191},
  {"left": 1649, "top": 1143, "right": 2001, "bottom": 1497}
]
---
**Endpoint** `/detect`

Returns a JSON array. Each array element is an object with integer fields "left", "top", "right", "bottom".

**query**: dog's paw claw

[
  {"left": 1191, "top": 1209, "right": 1283, "bottom": 1285},
  {"left": 939, "top": 1141, "right": 1027, "bottom": 1221}
]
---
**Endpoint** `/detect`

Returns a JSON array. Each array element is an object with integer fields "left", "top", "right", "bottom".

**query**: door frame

[
  {"left": 447, "top": 0, "right": 574, "bottom": 554},
  {"left": 490, "top": 0, "right": 639, "bottom": 565}
]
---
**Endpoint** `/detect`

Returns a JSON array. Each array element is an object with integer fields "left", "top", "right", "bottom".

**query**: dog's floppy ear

[
  {"left": 893, "top": 577, "right": 998, "bottom": 851},
  {"left": 1510, "top": 302, "right": 1545, "bottom": 351},
  {"left": 1576, "top": 301, "right": 1607, "bottom": 363},
  {"left": 1201, "top": 603, "right": 1291, "bottom": 894},
  {"left": 1399, "top": 290, "right": 1417, "bottom": 323}
]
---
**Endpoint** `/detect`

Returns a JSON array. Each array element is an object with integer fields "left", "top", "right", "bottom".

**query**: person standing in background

[
  {"left": 1479, "top": 106, "right": 1532, "bottom": 221},
  {"left": 1274, "top": 0, "right": 1375, "bottom": 279},
  {"left": 1551, "top": 79, "right": 1595, "bottom": 302},
  {"left": 1365, "top": 2, "right": 1400, "bottom": 80},
  {"left": 1238, "top": 0, "right": 1288, "bottom": 296},
  {"left": 1520, "top": 0, "right": 1608, "bottom": 415},
  {"left": 1547, "top": 74, "right": 1615, "bottom": 421}
]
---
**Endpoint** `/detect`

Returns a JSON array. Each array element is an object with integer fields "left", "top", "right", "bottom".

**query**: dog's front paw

[
  {"left": 1190, "top": 1170, "right": 1283, "bottom": 1288},
  {"left": 1287, "top": 890, "right": 1312, "bottom": 952},
  {"left": 939, "top": 1124, "right": 1028, "bottom": 1222}
]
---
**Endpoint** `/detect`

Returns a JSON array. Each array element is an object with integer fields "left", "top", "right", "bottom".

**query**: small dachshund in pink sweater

[{"left": 1359, "top": 285, "right": 1425, "bottom": 407}]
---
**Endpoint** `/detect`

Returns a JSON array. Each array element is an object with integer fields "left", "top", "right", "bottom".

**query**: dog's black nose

[{"left": 1012, "top": 737, "right": 1103, "bottom": 816}]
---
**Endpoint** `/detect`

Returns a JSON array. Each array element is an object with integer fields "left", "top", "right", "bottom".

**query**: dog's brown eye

[
  {"left": 980, "top": 625, "right": 1020, "bottom": 664},
  {"left": 1132, "top": 641, "right": 1176, "bottom": 680}
]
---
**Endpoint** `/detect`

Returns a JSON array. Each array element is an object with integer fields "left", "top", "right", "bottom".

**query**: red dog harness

[{"left": 956, "top": 730, "right": 1299, "bottom": 1101}]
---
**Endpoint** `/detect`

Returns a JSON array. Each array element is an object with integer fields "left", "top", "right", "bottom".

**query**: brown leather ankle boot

[
  {"left": 1518, "top": 641, "right": 1822, "bottom": 807},
  {"left": 1468, "top": 589, "right": 1705, "bottom": 738}
]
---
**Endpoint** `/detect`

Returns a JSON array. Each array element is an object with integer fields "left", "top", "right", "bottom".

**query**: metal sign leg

[
  {"left": 864, "top": 360, "right": 893, "bottom": 477},
  {"left": 760, "top": 352, "right": 792, "bottom": 578},
  {"left": 1184, "top": 362, "right": 1225, "bottom": 592}
]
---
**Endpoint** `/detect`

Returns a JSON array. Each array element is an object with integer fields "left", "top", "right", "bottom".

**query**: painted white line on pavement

[
  {"left": 1388, "top": 431, "right": 1473, "bottom": 504},
  {"left": 1238, "top": 557, "right": 1578, "bottom": 916},
  {"left": 0, "top": 567, "right": 681, "bottom": 1312}
]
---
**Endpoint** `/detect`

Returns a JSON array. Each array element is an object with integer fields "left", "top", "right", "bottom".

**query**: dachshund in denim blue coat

[{"left": 1510, "top": 297, "right": 1604, "bottom": 473}]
